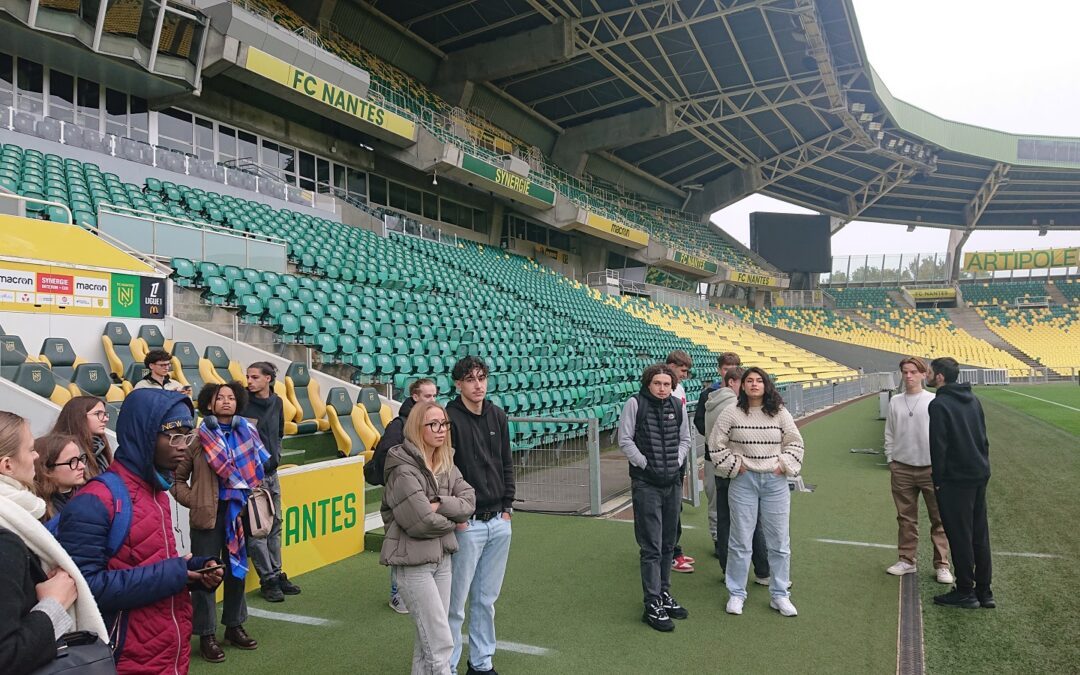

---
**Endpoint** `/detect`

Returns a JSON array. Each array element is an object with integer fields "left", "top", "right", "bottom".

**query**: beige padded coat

[{"left": 379, "top": 440, "right": 475, "bottom": 566}]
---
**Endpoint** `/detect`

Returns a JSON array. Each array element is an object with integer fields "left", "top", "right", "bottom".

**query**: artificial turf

[
  {"left": 918, "top": 388, "right": 1080, "bottom": 674},
  {"left": 974, "top": 383, "right": 1080, "bottom": 436},
  {"left": 189, "top": 396, "right": 901, "bottom": 674}
]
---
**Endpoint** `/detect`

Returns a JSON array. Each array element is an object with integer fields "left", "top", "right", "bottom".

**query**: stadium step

[
  {"left": 944, "top": 307, "right": 1041, "bottom": 369},
  {"left": 1046, "top": 282, "right": 1070, "bottom": 306}
]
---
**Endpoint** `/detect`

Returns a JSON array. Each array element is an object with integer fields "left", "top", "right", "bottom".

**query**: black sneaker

[
  {"left": 642, "top": 599, "right": 674, "bottom": 632},
  {"left": 660, "top": 591, "right": 689, "bottom": 620},
  {"left": 933, "top": 589, "right": 979, "bottom": 609},
  {"left": 278, "top": 573, "right": 301, "bottom": 595},
  {"left": 260, "top": 577, "right": 284, "bottom": 603},
  {"left": 976, "top": 589, "right": 996, "bottom": 609},
  {"left": 465, "top": 665, "right": 497, "bottom": 675}
]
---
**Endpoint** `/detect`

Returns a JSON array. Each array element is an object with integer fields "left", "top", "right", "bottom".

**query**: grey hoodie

[
  {"left": 704, "top": 387, "right": 737, "bottom": 450},
  {"left": 380, "top": 440, "right": 475, "bottom": 567}
]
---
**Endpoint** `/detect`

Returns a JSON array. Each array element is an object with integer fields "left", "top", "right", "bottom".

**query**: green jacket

[{"left": 379, "top": 440, "right": 475, "bottom": 566}]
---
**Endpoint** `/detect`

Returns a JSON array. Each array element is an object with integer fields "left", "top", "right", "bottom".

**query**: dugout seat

[
  {"left": 358, "top": 387, "right": 393, "bottom": 435},
  {"left": 102, "top": 322, "right": 136, "bottom": 380},
  {"left": 12, "top": 363, "right": 71, "bottom": 405},
  {"left": 326, "top": 387, "right": 379, "bottom": 459},
  {"left": 202, "top": 345, "right": 244, "bottom": 384},
  {"left": 67, "top": 363, "right": 124, "bottom": 428},
  {"left": 133, "top": 324, "right": 171, "bottom": 362},
  {"left": 0, "top": 335, "right": 35, "bottom": 380},
  {"left": 38, "top": 337, "right": 87, "bottom": 382},
  {"left": 274, "top": 379, "right": 301, "bottom": 436},
  {"left": 170, "top": 341, "right": 208, "bottom": 396},
  {"left": 284, "top": 362, "right": 329, "bottom": 433},
  {"left": 121, "top": 362, "right": 150, "bottom": 395}
]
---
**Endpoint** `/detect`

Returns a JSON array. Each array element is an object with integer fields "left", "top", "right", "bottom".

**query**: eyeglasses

[
  {"left": 88, "top": 410, "right": 109, "bottom": 421},
  {"left": 48, "top": 454, "right": 88, "bottom": 470},
  {"left": 423, "top": 421, "right": 452, "bottom": 432},
  {"left": 165, "top": 431, "right": 198, "bottom": 447}
]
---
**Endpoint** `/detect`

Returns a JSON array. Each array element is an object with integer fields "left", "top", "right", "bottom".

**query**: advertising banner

[
  {"left": 963, "top": 247, "right": 1078, "bottom": 272},
  {"left": 907, "top": 287, "right": 956, "bottom": 300},
  {"left": 0, "top": 260, "right": 164, "bottom": 317},
  {"left": 459, "top": 153, "right": 557, "bottom": 207}
]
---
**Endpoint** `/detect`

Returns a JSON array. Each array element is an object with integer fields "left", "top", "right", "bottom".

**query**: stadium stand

[
  {"left": 732, "top": 307, "right": 920, "bottom": 354},
  {"left": 960, "top": 281, "right": 1050, "bottom": 306},
  {"left": 857, "top": 309, "right": 1030, "bottom": 373},
  {"left": 976, "top": 306, "right": 1080, "bottom": 375},
  {"left": 826, "top": 287, "right": 897, "bottom": 309}
]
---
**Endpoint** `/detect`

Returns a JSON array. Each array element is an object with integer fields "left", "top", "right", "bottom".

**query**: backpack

[{"left": 46, "top": 471, "right": 132, "bottom": 558}]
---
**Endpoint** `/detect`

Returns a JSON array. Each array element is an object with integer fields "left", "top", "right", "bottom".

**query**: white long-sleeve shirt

[{"left": 884, "top": 390, "right": 934, "bottom": 466}]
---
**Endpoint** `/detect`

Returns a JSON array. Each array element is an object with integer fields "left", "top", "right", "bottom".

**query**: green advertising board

[
  {"left": 460, "top": 154, "right": 556, "bottom": 206},
  {"left": 671, "top": 250, "right": 718, "bottom": 275}
]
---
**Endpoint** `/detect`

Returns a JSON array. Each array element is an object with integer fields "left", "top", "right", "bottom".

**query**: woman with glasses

[
  {"left": 173, "top": 381, "right": 268, "bottom": 664},
  {"left": 32, "top": 434, "right": 87, "bottom": 521},
  {"left": 381, "top": 400, "right": 475, "bottom": 674},
  {"left": 50, "top": 396, "right": 113, "bottom": 477}
]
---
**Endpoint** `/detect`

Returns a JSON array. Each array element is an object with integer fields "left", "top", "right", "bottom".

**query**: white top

[
  {"left": 673, "top": 383, "right": 687, "bottom": 406},
  {"left": 884, "top": 390, "right": 934, "bottom": 466}
]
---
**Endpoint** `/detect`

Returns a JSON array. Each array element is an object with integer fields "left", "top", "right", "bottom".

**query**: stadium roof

[{"left": 368, "top": 0, "right": 1080, "bottom": 232}]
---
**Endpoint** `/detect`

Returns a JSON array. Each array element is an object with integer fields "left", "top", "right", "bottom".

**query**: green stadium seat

[{"left": 38, "top": 337, "right": 87, "bottom": 382}]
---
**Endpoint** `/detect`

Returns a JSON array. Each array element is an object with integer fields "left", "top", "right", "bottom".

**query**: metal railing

[
  {"left": 511, "top": 417, "right": 602, "bottom": 515},
  {"left": 777, "top": 375, "right": 872, "bottom": 420}
]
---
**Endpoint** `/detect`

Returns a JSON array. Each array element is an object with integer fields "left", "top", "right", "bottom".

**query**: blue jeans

[
  {"left": 726, "top": 471, "right": 791, "bottom": 599},
  {"left": 449, "top": 515, "right": 512, "bottom": 673}
]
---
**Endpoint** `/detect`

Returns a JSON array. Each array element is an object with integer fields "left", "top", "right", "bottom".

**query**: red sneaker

[
  {"left": 680, "top": 554, "right": 696, "bottom": 565},
  {"left": 672, "top": 555, "right": 695, "bottom": 573}
]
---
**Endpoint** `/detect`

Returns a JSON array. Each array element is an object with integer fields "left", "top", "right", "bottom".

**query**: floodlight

[
  {"left": 868, "top": 122, "right": 882, "bottom": 131},
  {"left": 859, "top": 112, "right": 873, "bottom": 122},
  {"left": 851, "top": 102, "right": 866, "bottom": 113}
]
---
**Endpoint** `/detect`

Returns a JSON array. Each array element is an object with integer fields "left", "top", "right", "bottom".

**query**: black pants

[
  {"left": 191, "top": 502, "right": 249, "bottom": 635},
  {"left": 714, "top": 476, "right": 770, "bottom": 578},
  {"left": 631, "top": 478, "right": 681, "bottom": 604},
  {"left": 936, "top": 481, "right": 992, "bottom": 593}
]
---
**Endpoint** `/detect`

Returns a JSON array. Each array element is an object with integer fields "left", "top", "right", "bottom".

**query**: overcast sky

[{"left": 708, "top": 0, "right": 1080, "bottom": 257}]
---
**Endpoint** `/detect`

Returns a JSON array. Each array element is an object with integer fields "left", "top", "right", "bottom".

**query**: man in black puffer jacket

[
  {"left": 927, "top": 357, "right": 994, "bottom": 610},
  {"left": 365, "top": 378, "right": 438, "bottom": 614},
  {"left": 618, "top": 363, "right": 691, "bottom": 632}
]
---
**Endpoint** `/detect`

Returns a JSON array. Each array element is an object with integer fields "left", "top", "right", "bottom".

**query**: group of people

[
  {"left": 620, "top": 350, "right": 995, "bottom": 633},
  {"left": 366, "top": 356, "right": 516, "bottom": 675},
  {"left": 619, "top": 350, "right": 804, "bottom": 631},
  {"left": 0, "top": 356, "right": 301, "bottom": 674}
]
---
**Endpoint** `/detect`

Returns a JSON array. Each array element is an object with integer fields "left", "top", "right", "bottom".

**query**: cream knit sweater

[{"left": 708, "top": 404, "right": 805, "bottom": 478}]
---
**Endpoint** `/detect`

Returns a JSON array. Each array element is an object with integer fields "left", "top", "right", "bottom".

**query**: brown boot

[
  {"left": 200, "top": 635, "right": 225, "bottom": 663},
  {"left": 224, "top": 625, "right": 258, "bottom": 650}
]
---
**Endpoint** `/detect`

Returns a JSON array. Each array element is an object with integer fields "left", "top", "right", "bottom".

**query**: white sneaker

[
  {"left": 935, "top": 567, "right": 955, "bottom": 585},
  {"left": 388, "top": 593, "right": 409, "bottom": 614},
  {"left": 770, "top": 596, "right": 798, "bottom": 617},
  {"left": 725, "top": 596, "right": 745, "bottom": 615},
  {"left": 886, "top": 560, "right": 917, "bottom": 576},
  {"left": 753, "top": 576, "right": 770, "bottom": 586}
]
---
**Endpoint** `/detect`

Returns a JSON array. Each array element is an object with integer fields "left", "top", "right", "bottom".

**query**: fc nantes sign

[
  {"left": 668, "top": 250, "right": 719, "bottom": 276},
  {"left": 730, "top": 270, "right": 784, "bottom": 288},
  {"left": 963, "top": 247, "right": 1078, "bottom": 272},
  {"left": 244, "top": 47, "right": 415, "bottom": 144}
]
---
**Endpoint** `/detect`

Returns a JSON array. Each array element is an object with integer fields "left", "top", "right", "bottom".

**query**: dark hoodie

[
  {"left": 928, "top": 383, "right": 991, "bottom": 486},
  {"left": 364, "top": 397, "right": 416, "bottom": 486},
  {"left": 446, "top": 397, "right": 514, "bottom": 512},
  {"left": 242, "top": 391, "right": 284, "bottom": 475}
]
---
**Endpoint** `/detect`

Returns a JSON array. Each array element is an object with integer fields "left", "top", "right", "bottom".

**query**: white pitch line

[
  {"left": 247, "top": 607, "right": 337, "bottom": 626},
  {"left": 1001, "top": 388, "right": 1080, "bottom": 412},
  {"left": 462, "top": 636, "right": 551, "bottom": 656},
  {"left": 814, "top": 538, "right": 894, "bottom": 549},
  {"left": 997, "top": 551, "right": 1062, "bottom": 559},
  {"left": 815, "top": 538, "right": 1062, "bottom": 559}
]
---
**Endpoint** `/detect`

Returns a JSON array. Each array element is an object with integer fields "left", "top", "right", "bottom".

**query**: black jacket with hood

[
  {"left": 446, "top": 397, "right": 514, "bottom": 512},
  {"left": 242, "top": 391, "right": 284, "bottom": 475},
  {"left": 365, "top": 397, "right": 416, "bottom": 486},
  {"left": 928, "top": 383, "right": 991, "bottom": 486}
]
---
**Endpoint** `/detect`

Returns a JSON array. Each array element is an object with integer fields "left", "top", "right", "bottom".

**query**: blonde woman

[
  {"left": 0, "top": 411, "right": 107, "bottom": 673},
  {"left": 381, "top": 401, "right": 475, "bottom": 675}
]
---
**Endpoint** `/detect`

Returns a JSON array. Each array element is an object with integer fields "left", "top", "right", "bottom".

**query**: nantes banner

[
  {"left": 244, "top": 47, "right": 415, "bottom": 142},
  {"left": 0, "top": 260, "right": 165, "bottom": 317},
  {"left": 237, "top": 456, "right": 365, "bottom": 592},
  {"left": 963, "top": 247, "right": 1078, "bottom": 272}
]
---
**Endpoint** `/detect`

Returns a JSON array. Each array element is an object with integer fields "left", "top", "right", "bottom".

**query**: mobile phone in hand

[{"left": 194, "top": 563, "right": 224, "bottom": 574}]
